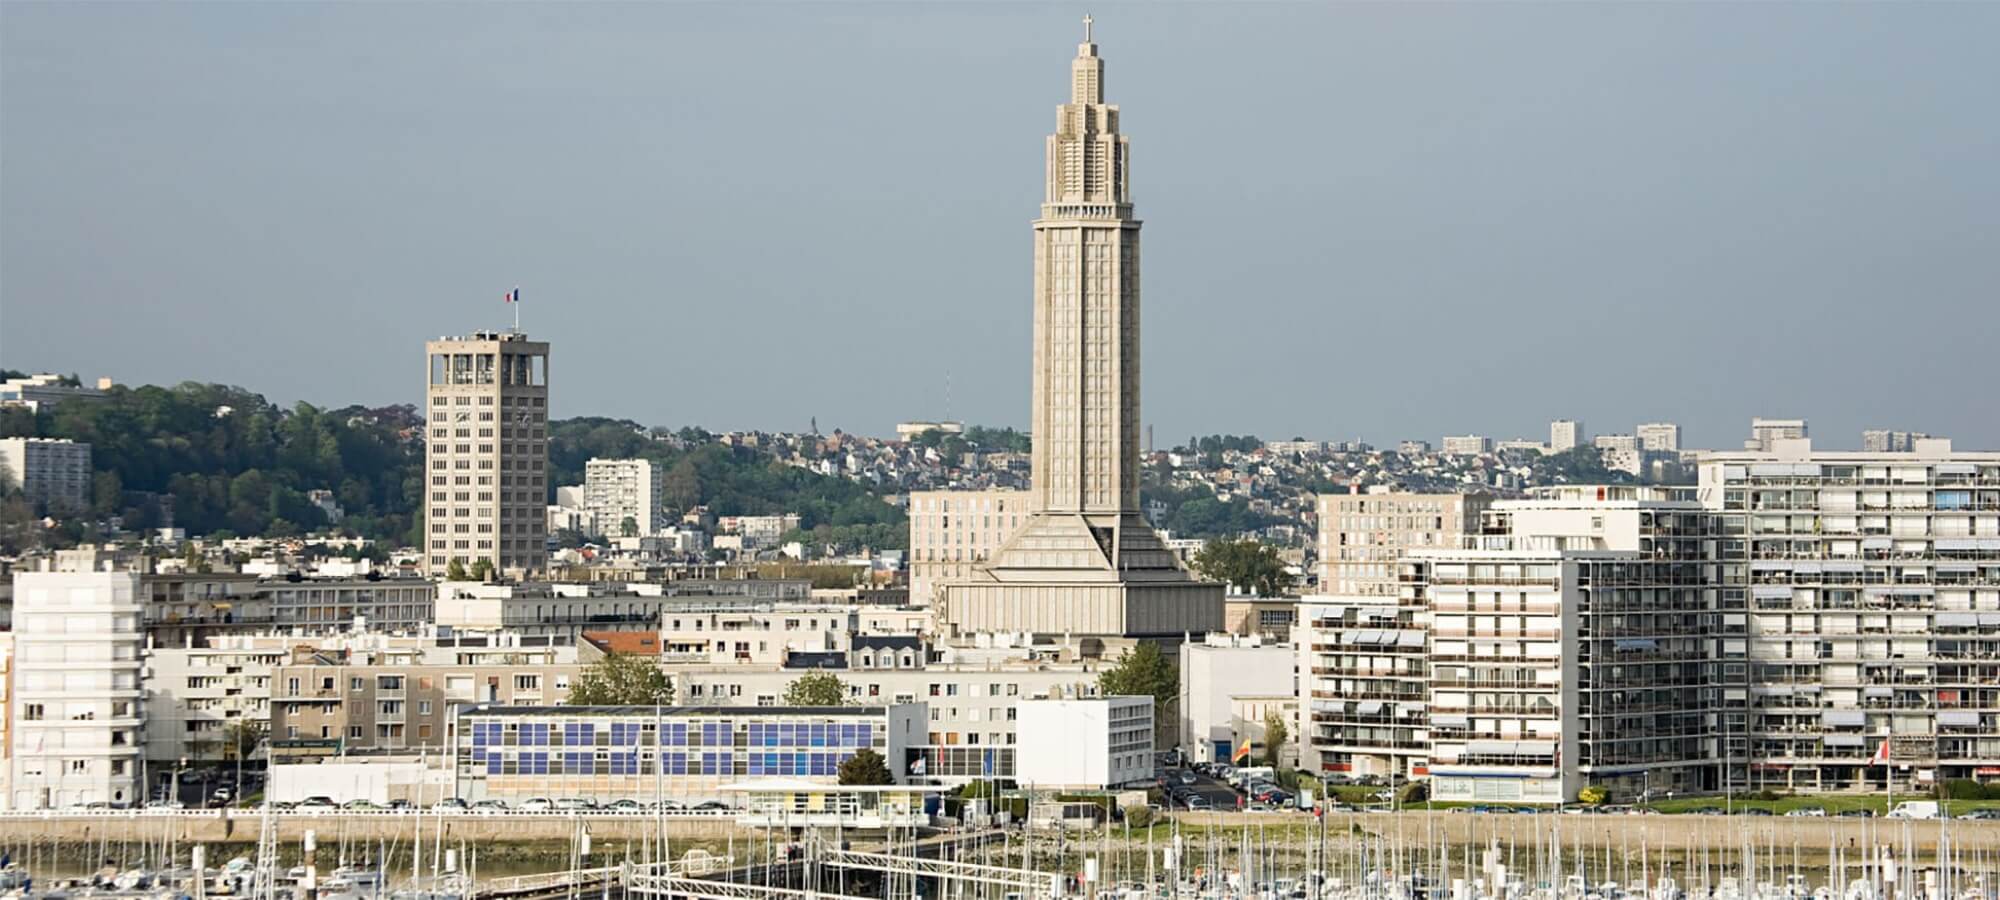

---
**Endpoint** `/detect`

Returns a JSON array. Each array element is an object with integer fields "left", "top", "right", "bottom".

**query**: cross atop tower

[{"left": 1083, "top": 14, "right": 1093, "bottom": 43}]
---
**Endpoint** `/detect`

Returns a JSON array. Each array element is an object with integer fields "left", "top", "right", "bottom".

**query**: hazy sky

[{"left": 5, "top": 2, "right": 1997, "bottom": 451}]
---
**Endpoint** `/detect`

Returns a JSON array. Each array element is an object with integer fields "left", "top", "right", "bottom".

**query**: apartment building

[
  {"left": 1550, "top": 420, "right": 1584, "bottom": 453},
  {"left": 423, "top": 330, "right": 550, "bottom": 578},
  {"left": 1593, "top": 434, "right": 1640, "bottom": 453},
  {"left": 143, "top": 639, "right": 286, "bottom": 770},
  {"left": 1296, "top": 594, "right": 1431, "bottom": 778},
  {"left": 583, "top": 458, "right": 665, "bottom": 537},
  {"left": 0, "top": 437, "right": 91, "bottom": 512},
  {"left": 906, "top": 489, "right": 1028, "bottom": 606},
  {"left": 1700, "top": 438, "right": 2000, "bottom": 792},
  {"left": 9, "top": 568, "right": 145, "bottom": 809},
  {"left": 659, "top": 605, "right": 858, "bottom": 666},
  {"left": 1637, "top": 423, "right": 1682, "bottom": 453},
  {"left": 1441, "top": 436, "right": 1491, "bottom": 456},
  {"left": 1316, "top": 492, "right": 1491, "bottom": 597},
  {"left": 0, "top": 374, "right": 110, "bottom": 412},
  {"left": 1748, "top": 417, "right": 1808, "bottom": 452},
  {"left": 455, "top": 704, "right": 921, "bottom": 804},
  {"left": 270, "top": 652, "right": 583, "bottom": 761},
  {"left": 1863, "top": 430, "right": 1931, "bottom": 453},
  {"left": 1407, "top": 488, "right": 1717, "bottom": 805}
]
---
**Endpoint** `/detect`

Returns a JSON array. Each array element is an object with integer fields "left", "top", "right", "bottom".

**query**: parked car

[
  {"left": 1958, "top": 809, "right": 2000, "bottom": 821},
  {"left": 342, "top": 799, "right": 381, "bottom": 811},
  {"left": 472, "top": 800, "right": 510, "bottom": 814},
  {"left": 1184, "top": 796, "right": 1210, "bottom": 811},
  {"left": 386, "top": 799, "right": 412, "bottom": 811},
  {"left": 519, "top": 798, "right": 556, "bottom": 812},
  {"left": 606, "top": 799, "right": 645, "bottom": 812},
  {"left": 1178, "top": 772, "right": 1196, "bottom": 785},
  {"left": 554, "top": 798, "right": 597, "bottom": 812},
  {"left": 1784, "top": 807, "right": 1826, "bottom": 817},
  {"left": 432, "top": 798, "right": 468, "bottom": 811},
  {"left": 298, "top": 796, "right": 338, "bottom": 811},
  {"left": 1835, "top": 809, "right": 1874, "bottom": 818}
]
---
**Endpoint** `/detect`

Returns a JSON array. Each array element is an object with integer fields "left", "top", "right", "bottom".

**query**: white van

[{"left": 1887, "top": 801, "right": 1940, "bottom": 820}]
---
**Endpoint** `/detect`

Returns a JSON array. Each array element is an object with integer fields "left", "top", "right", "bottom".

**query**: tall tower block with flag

[{"left": 423, "top": 326, "right": 550, "bottom": 579}]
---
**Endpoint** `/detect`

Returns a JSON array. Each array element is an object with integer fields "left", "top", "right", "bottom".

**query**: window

[
  {"left": 23, "top": 704, "right": 42, "bottom": 721},
  {"left": 351, "top": 678, "right": 365, "bottom": 692},
  {"left": 515, "top": 675, "right": 541, "bottom": 692}
]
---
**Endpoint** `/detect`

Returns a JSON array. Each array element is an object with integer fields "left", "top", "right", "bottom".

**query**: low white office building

[
  {"left": 1013, "top": 696, "right": 1154, "bottom": 790},
  {"left": 1179, "top": 634, "right": 1294, "bottom": 763}
]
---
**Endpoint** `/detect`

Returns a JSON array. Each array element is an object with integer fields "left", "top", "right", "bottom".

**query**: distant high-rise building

[
  {"left": 1593, "top": 434, "right": 1639, "bottom": 453},
  {"left": 1398, "top": 440, "right": 1432, "bottom": 455},
  {"left": 423, "top": 330, "right": 550, "bottom": 578},
  {"left": 1747, "top": 417, "right": 1807, "bottom": 452},
  {"left": 0, "top": 437, "right": 91, "bottom": 512},
  {"left": 1636, "top": 422, "right": 1681, "bottom": 452},
  {"left": 1440, "top": 436, "right": 1490, "bottom": 456},
  {"left": 939, "top": 21, "right": 1222, "bottom": 640},
  {"left": 1549, "top": 419, "right": 1584, "bottom": 452},
  {"left": 583, "top": 458, "right": 665, "bottom": 537},
  {"left": 1862, "top": 429, "right": 1930, "bottom": 453}
]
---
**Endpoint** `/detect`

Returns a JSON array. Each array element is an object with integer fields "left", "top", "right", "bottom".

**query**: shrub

[
  {"left": 1577, "top": 786, "right": 1607, "bottom": 806},
  {"left": 1124, "top": 806, "right": 1156, "bottom": 828},
  {"left": 1940, "top": 779, "right": 1990, "bottom": 801}
]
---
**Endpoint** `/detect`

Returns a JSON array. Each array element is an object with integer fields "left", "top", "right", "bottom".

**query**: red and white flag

[
  {"left": 1872, "top": 739, "right": 1891, "bottom": 766},
  {"left": 504, "top": 287, "right": 521, "bottom": 304}
]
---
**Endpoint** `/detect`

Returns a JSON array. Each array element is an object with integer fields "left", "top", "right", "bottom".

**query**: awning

[
  {"left": 1752, "top": 561, "right": 1794, "bottom": 571},
  {"left": 1939, "top": 711, "right": 1981, "bottom": 727},
  {"left": 1355, "top": 701, "right": 1384, "bottom": 715},
  {"left": 1792, "top": 563, "right": 1824, "bottom": 574},
  {"left": 1822, "top": 735, "right": 1865, "bottom": 748},
  {"left": 1465, "top": 740, "right": 1516, "bottom": 756},
  {"left": 1822, "top": 710, "right": 1866, "bottom": 726},
  {"left": 1936, "top": 613, "right": 1978, "bottom": 627},
  {"left": 1935, "top": 538, "right": 1980, "bottom": 551},
  {"left": 1937, "top": 564, "right": 1979, "bottom": 574},
  {"left": 1430, "top": 715, "right": 1469, "bottom": 728},
  {"left": 1861, "top": 538, "right": 1893, "bottom": 550},
  {"left": 1864, "top": 687, "right": 1893, "bottom": 698},
  {"left": 1936, "top": 464, "right": 1978, "bottom": 475},
  {"left": 1753, "top": 586, "right": 1796, "bottom": 599},
  {"left": 1398, "top": 631, "right": 1426, "bottom": 648},
  {"left": 1981, "top": 613, "right": 2000, "bottom": 626},
  {"left": 1823, "top": 562, "right": 1865, "bottom": 573},
  {"left": 1752, "top": 684, "right": 1794, "bottom": 696}
]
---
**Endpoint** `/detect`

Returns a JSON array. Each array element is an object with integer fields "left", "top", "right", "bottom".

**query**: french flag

[{"left": 504, "top": 287, "right": 521, "bottom": 304}]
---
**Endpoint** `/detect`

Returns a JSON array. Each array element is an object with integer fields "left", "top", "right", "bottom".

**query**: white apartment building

[
  {"left": 1316, "top": 492, "right": 1491, "bottom": 597},
  {"left": 1297, "top": 593, "right": 1432, "bottom": 779},
  {"left": 1700, "top": 438, "right": 2000, "bottom": 792},
  {"left": 142, "top": 639, "right": 285, "bottom": 770},
  {"left": 583, "top": 458, "right": 665, "bottom": 537},
  {"left": 423, "top": 330, "right": 550, "bottom": 578},
  {"left": 1014, "top": 696, "right": 1154, "bottom": 789},
  {"left": 907, "top": 489, "right": 1028, "bottom": 606},
  {"left": 1441, "top": 436, "right": 1491, "bottom": 456},
  {"left": 10, "top": 568, "right": 146, "bottom": 809},
  {"left": 1637, "top": 423, "right": 1681, "bottom": 453},
  {"left": 0, "top": 437, "right": 92, "bottom": 512},
  {"left": 1747, "top": 417, "right": 1808, "bottom": 452},
  {"left": 659, "top": 605, "right": 859, "bottom": 666},
  {"left": 1549, "top": 420, "right": 1584, "bottom": 453},
  {"left": 1179, "top": 634, "right": 1294, "bottom": 764}
]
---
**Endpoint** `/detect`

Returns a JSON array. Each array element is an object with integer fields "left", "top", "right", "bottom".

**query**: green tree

[
  {"left": 783, "top": 670, "right": 849, "bottom": 706},
  {"left": 620, "top": 516, "right": 639, "bottom": 538},
  {"left": 445, "top": 559, "right": 469, "bottom": 581},
  {"left": 1192, "top": 538, "right": 1295, "bottom": 597},
  {"left": 469, "top": 559, "right": 494, "bottom": 582},
  {"left": 566, "top": 652, "right": 675, "bottom": 706},
  {"left": 1262, "top": 710, "right": 1288, "bottom": 769},
  {"left": 838, "top": 748, "right": 895, "bottom": 785},
  {"left": 1578, "top": 785, "right": 1608, "bottom": 806},
  {"left": 1098, "top": 642, "right": 1177, "bottom": 726}
]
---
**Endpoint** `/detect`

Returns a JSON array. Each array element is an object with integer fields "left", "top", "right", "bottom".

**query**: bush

[
  {"left": 1577, "top": 786, "right": 1607, "bottom": 806},
  {"left": 1124, "top": 806, "right": 1156, "bottom": 828},
  {"left": 1940, "top": 779, "right": 1990, "bottom": 800},
  {"left": 1399, "top": 781, "right": 1430, "bottom": 805}
]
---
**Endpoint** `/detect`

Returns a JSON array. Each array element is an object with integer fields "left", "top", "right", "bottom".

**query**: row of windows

[
  {"left": 467, "top": 720, "right": 878, "bottom": 749},
  {"left": 472, "top": 748, "right": 862, "bottom": 778}
]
